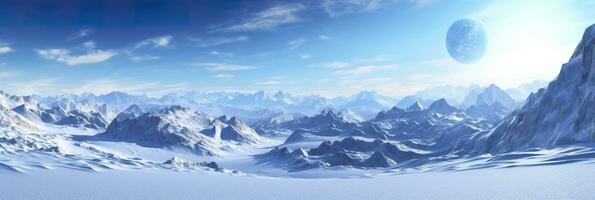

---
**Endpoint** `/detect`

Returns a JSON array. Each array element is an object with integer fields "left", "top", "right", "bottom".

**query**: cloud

[
  {"left": 67, "top": 29, "right": 93, "bottom": 40},
  {"left": 354, "top": 54, "right": 391, "bottom": 63},
  {"left": 319, "top": 35, "right": 333, "bottom": 40},
  {"left": 189, "top": 36, "right": 250, "bottom": 47},
  {"left": 134, "top": 35, "right": 173, "bottom": 49},
  {"left": 316, "top": 55, "right": 390, "bottom": 70},
  {"left": 124, "top": 35, "right": 173, "bottom": 61},
  {"left": 130, "top": 55, "right": 160, "bottom": 62},
  {"left": 213, "top": 74, "right": 235, "bottom": 78},
  {"left": 191, "top": 62, "right": 256, "bottom": 71},
  {"left": 321, "top": 0, "right": 381, "bottom": 17},
  {"left": 3, "top": 78, "right": 59, "bottom": 96},
  {"left": 288, "top": 38, "right": 306, "bottom": 49},
  {"left": 300, "top": 53, "right": 312, "bottom": 60},
  {"left": 214, "top": 3, "right": 305, "bottom": 32},
  {"left": 335, "top": 64, "right": 397, "bottom": 76},
  {"left": 82, "top": 41, "right": 96, "bottom": 49},
  {"left": 256, "top": 80, "right": 281, "bottom": 85},
  {"left": 0, "top": 46, "right": 13, "bottom": 54},
  {"left": 210, "top": 51, "right": 234, "bottom": 58},
  {"left": 408, "top": 0, "right": 437, "bottom": 8},
  {"left": 36, "top": 48, "right": 117, "bottom": 65},
  {"left": 320, "top": 61, "right": 350, "bottom": 69},
  {"left": 0, "top": 71, "right": 18, "bottom": 78}
]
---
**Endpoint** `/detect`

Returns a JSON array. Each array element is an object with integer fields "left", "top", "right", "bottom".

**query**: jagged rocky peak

[
  {"left": 11, "top": 103, "right": 35, "bottom": 113},
  {"left": 406, "top": 102, "right": 423, "bottom": 111},
  {"left": 363, "top": 151, "right": 397, "bottom": 168},
  {"left": 100, "top": 105, "right": 263, "bottom": 155},
  {"left": 56, "top": 110, "right": 109, "bottom": 130},
  {"left": 427, "top": 98, "right": 458, "bottom": 114},
  {"left": 162, "top": 156, "right": 220, "bottom": 170},
  {"left": 115, "top": 104, "right": 144, "bottom": 121},
  {"left": 319, "top": 108, "right": 342, "bottom": 121},
  {"left": 11, "top": 104, "right": 42, "bottom": 121},
  {"left": 0, "top": 104, "right": 39, "bottom": 131},
  {"left": 456, "top": 23, "right": 595, "bottom": 154},
  {"left": 337, "top": 109, "right": 364, "bottom": 123},
  {"left": 218, "top": 115, "right": 231, "bottom": 122},
  {"left": 474, "top": 84, "right": 516, "bottom": 108}
]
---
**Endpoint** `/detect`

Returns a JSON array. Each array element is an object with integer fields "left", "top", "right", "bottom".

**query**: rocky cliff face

[{"left": 455, "top": 24, "right": 595, "bottom": 154}]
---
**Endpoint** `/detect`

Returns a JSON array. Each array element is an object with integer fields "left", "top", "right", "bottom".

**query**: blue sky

[{"left": 0, "top": 0, "right": 593, "bottom": 97}]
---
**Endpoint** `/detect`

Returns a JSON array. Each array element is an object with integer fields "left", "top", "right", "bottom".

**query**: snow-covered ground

[{"left": 1, "top": 162, "right": 594, "bottom": 200}]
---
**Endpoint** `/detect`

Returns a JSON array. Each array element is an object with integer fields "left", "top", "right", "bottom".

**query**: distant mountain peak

[
  {"left": 427, "top": 98, "right": 458, "bottom": 114},
  {"left": 475, "top": 83, "right": 516, "bottom": 108},
  {"left": 406, "top": 102, "right": 423, "bottom": 111}
]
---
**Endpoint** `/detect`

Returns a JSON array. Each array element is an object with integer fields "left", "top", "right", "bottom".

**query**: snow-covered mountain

[
  {"left": 257, "top": 137, "right": 422, "bottom": 170},
  {"left": 460, "top": 84, "right": 516, "bottom": 109},
  {"left": 414, "top": 85, "right": 481, "bottom": 106},
  {"left": 9, "top": 103, "right": 109, "bottom": 130},
  {"left": 0, "top": 104, "right": 39, "bottom": 131},
  {"left": 473, "top": 84, "right": 517, "bottom": 108},
  {"left": 1, "top": 90, "right": 38, "bottom": 108},
  {"left": 461, "top": 84, "right": 517, "bottom": 122},
  {"left": 426, "top": 98, "right": 460, "bottom": 115},
  {"left": 454, "top": 24, "right": 595, "bottom": 154},
  {"left": 98, "top": 105, "right": 264, "bottom": 155},
  {"left": 333, "top": 91, "right": 397, "bottom": 119},
  {"left": 395, "top": 95, "right": 433, "bottom": 109}
]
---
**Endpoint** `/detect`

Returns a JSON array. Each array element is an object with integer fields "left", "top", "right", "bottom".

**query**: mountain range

[{"left": 1, "top": 24, "right": 593, "bottom": 175}]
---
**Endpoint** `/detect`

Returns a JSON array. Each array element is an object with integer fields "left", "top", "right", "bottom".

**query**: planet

[{"left": 446, "top": 18, "right": 489, "bottom": 64}]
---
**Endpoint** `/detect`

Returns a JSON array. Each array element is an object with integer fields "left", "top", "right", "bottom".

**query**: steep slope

[
  {"left": 455, "top": 24, "right": 595, "bottom": 154},
  {"left": 0, "top": 104, "right": 38, "bottom": 131}
]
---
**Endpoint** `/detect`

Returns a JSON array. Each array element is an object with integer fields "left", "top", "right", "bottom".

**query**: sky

[{"left": 0, "top": 0, "right": 593, "bottom": 97}]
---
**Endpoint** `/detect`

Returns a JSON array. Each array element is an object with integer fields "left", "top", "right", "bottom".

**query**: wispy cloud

[
  {"left": 321, "top": 0, "right": 381, "bottom": 17},
  {"left": 36, "top": 47, "right": 117, "bottom": 65},
  {"left": 67, "top": 29, "right": 93, "bottom": 40},
  {"left": 213, "top": 3, "right": 305, "bottom": 32},
  {"left": 335, "top": 64, "right": 397, "bottom": 76},
  {"left": 134, "top": 35, "right": 173, "bottom": 49},
  {"left": 408, "top": 0, "right": 437, "bottom": 8},
  {"left": 300, "top": 53, "right": 312, "bottom": 59},
  {"left": 320, "top": 61, "right": 351, "bottom": 69},
  {"left": 210, "top": 51, "right": 235, "bottom": 58},
  {"left": 288, "top": 38, "right": 306, "bottom": 49},
  {"left": 316, "top": 55, "right": 390, "bottom": 70},
  {"left": 191, "top": 62, "right": 256, "bottom": 71},
  {"left": 0, "top": 71, "right": 18, "bottom": 78},
  {"left": 256, "top": 80, "right": 281, "bottom": 85},
  {"left": 81, "top": 41, "right": 96, "bottom": 49},
  {"left": 4, "top": 78, "right": 59, "bottom": 96},
  {"left": 319, "top": 35, "right": 333, "bottom": 40},
  {"left": 130, "top": 55, "right": 160, "bottom": 62},
  {"left": 189, "top": 36, "right": 250, "bottom": 47},
  {"left": 0, "top": 46, "right": 12, "bottom": 54},
  {"left": 124, "top": 35, "right": 173, "bottom": 61},
  {"left": 213, "top": 74, "right": 235, "bottom": 78},
  {"left": 354, "top": 54, "right": 390, "bottom": 63}
]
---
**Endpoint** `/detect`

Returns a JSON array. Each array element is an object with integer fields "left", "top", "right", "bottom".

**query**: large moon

[{"left": 446, "top": 18, "right": 489, "bottom": 64}]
